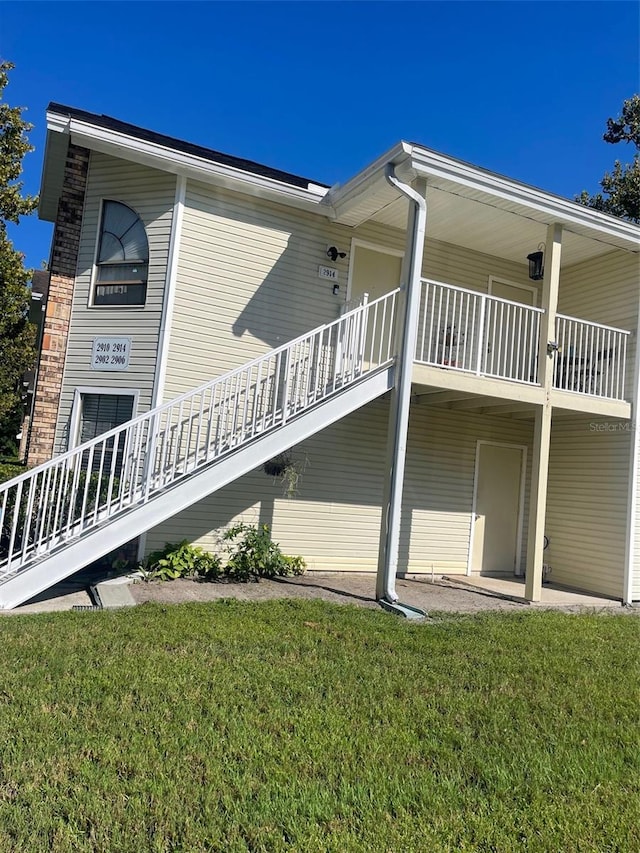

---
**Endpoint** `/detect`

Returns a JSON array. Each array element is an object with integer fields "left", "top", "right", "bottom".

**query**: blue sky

[{"left": 2, "top": 0, "right": 639, "bottom": 270}]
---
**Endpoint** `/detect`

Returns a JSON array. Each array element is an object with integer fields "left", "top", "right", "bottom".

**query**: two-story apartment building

[{"left": 0, "top": 103, "right": 638, "bottom": 610}]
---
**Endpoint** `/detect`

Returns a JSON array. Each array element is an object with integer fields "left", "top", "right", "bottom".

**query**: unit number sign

[{"left": 91, "top": 337, "right": 132, "bottom": 371}]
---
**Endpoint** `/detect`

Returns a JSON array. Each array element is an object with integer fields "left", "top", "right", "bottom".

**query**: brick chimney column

[{"left": 27, "top": 143, "right": 90, "bottom": 466}]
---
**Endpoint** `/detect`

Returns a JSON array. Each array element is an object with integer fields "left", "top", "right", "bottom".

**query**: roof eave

[
  {"left": 407, "top": 145, "right": 640, "bottom": 251},
  {"left": 321, "top": 141, "right": 412, "bottom": 221},
  {"left": 39, "top": 109, "right": 329, "bottom": 220}
]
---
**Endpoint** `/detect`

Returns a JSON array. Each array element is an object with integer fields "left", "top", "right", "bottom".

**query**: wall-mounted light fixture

[
  {"left": 327, "top": 246, "right": 347, "bottom": 262},
  {"left": 526, "top": 243, "right": 545, "bottom": 281},
  {"left": 332, "top": 283, "right": 340, "bottom": 296}
]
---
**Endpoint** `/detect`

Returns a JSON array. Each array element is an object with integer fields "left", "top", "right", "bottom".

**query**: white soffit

[
  {"left": 328, "top": 143, "right": 639, "bottom": 265},
  {"left": 372, "top": 188, "right": 618, "bottom": 267}
]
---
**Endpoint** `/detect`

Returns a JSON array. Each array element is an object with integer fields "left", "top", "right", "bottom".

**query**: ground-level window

[
  {"left": 93, "top": 200, "right": 149, "bottom": 306},
  {"left": 75, "top": 392, "right": 136, "bottom": 474}
]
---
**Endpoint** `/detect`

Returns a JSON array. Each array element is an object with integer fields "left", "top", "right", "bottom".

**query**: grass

[{"left": 0, "top": 601, "right": 638, "bottom": 852}]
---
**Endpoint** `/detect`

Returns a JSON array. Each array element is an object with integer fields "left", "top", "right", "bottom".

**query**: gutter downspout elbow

[{"left": 377, "top": 164, "right": 427, "bottom": 608}]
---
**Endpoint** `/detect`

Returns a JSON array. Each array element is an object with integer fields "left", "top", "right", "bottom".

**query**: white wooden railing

[
  {"left": 415, "top": 279, "right": 543, "bottom": 384},
  {"left": 553, "top": 314, "right": 630, "bottom": 400},
  {"left": 0, "top": 290, "right": 398, "bottom": 578}
]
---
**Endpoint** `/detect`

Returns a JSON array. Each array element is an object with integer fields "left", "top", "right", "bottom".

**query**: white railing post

[
  {"left": 476, "top": 294, "right": 487, "bottom": 376},
  {"left": 281, "top": 346, "right": 291, "bottom": 426}
]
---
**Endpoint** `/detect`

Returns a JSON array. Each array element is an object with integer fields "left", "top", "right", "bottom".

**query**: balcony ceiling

[{"left": 368, "top": 184, "right": 620, "bottom": 269}]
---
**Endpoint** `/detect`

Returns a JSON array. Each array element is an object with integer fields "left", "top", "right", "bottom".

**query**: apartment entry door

[
  {"left": 345, "top": 243, "right": 403, "bottom": 371},
  {"left": 470, "top": 441, "right": 525, "bottom": 576},
  {"left": 348, "top": 242, "right": 403, "bottom": 305}
]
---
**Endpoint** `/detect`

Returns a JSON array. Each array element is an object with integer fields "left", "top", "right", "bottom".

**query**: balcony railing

[
  {"left": 553, "top": 314, "right": 630, "bottom": 400},
  {"left": 415, "top": 279, "right": 543, "bottom": 385}
]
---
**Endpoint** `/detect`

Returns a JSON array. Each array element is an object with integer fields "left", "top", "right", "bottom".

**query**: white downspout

[{"left": 376, "top": 164, "right": 427, "bottom": 607}]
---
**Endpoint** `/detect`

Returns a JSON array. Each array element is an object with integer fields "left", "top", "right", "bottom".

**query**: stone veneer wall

[{"left": 27, "top": 143, "right": 90, "bottom": 466}]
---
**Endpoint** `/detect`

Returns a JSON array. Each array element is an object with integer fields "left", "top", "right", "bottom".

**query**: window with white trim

[{"left": 94, "top": 200, "right": 149, "bottom": 306}]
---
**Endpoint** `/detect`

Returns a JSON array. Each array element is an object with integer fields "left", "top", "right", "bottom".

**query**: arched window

[{"left": 94, "top": 200, "right": 149, "bottom": 306}]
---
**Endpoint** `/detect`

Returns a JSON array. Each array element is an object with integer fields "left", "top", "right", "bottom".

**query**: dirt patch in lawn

[{"left": 129, "top": 573, "right": 528, "bottom": 614}]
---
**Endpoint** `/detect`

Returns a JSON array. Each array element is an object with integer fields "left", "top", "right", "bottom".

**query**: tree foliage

[
  {"left": 0, "top": 61, "right": 38, "bottom": 454},
  {"left": 576, "top": 95, "right": 640, "bottom": 222}
]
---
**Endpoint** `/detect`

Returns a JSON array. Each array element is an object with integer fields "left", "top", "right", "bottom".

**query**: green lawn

[{"left": 1, "top": 601, "right": 638, "bottom": 852}]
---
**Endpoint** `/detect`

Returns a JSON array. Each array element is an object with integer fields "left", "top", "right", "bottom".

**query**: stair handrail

[
  {"left": 1, "top": 289, "right": 400, "bottom": 492},
  {"left": 1, "top": 289, "right": 399, "bottom": 575}
]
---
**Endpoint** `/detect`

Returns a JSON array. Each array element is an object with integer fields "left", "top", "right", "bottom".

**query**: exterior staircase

[{"left": 0, "top": 291, "right": 399, "bottom": 609}]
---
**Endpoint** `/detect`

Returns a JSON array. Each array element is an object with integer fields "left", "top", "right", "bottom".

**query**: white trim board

[
  {"left": 152, "top": 174, "right": 186, "bottom": 408},
  {"left": 69, "top": 387, "right": 140, "bottom": 451}
]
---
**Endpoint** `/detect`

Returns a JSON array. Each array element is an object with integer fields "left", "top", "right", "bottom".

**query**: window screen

[{"left": 79, "top": 394, "right": 135, "bottom": 474}]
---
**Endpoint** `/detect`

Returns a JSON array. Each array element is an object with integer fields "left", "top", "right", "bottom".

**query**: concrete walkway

[
  {"left": 3, "top": 569, "right": 630, "bottom": 617},
  {"left": 443, "top": 574, "right": 621, "bottom": 608}
]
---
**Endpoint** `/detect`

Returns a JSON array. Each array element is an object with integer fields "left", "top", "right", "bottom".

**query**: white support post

[
  {"left": 623, "top": 289, "right": 640, "bottom": 604},
  {"left": 525, "top": 223, "right": 562, "bottom": 602},
  {"left": 376, "top": 171, "right": 427, "bottom": 605}
]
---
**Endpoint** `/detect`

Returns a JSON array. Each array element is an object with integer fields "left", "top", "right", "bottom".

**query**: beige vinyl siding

[
  {"left": 421, "top": 240, "right": 534, "bottom": 298},
  {"left": 558, "top": 250, "right": 638, "bottom": 402},
  {"left": 163, "top": 182, "right": 534, "bottom": 400},
  {"left": 634, "top": 422, "right": 640, "bottom": 600},
  {"left": 146, "top": 399, "right": 533, "bottom": 576},
  {"left": 558, "top": 249, "right": 637, "bottom": 329},
  {"left": 54, "top": 152, "right": 175, "bottom": 451},
  {"left": 546, "top": 415, "right": 630, "bottom": 598},
  {"left": 163, "top": 181, "right": 347, "bottom": 399},
  {"left": 551, "top": 249, "right": 638, "bottom": 599},
  {"left": 403, "top": 404, "right": 533, "bottom": 574},
  {"left": 154, "top": 184, "right": 537, "bottom": 572}
]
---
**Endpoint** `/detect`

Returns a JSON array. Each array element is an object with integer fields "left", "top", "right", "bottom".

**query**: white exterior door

[
  {"left": 471, "top": 442, "right": 525, "bottom": 575},
  {"left": 348, "top": 243, "right": 403, "bottom": 304},
  {"left": 345, "top": 243, "right": 403, "bottom": 372}
]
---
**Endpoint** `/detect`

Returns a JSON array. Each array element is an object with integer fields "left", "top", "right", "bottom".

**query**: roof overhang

[
  {"left": 322, "top": 142, "right": 640, "bottom": 265},
  {"left": 39, "top": 108, "right": 329, "bottom": 222},
  {"left": 39, "top": 107, "right": 639, "bottom": 269}
]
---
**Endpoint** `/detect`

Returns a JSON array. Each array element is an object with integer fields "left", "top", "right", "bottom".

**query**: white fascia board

[
  {"left": 39, "top": 124, "right": 70, "bottom": 221},
  {"left": 407, "top": 145, "right": 640, "bottom": 251},
  {"left": 45, "top": 111, "right": 329, "bottom": 215},
  {"left": 321, "top": 141, "right": 410, "bottom": 219}
]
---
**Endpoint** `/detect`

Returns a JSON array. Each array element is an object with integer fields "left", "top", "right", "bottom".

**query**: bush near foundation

[{"left": 141, "top": 524, "right": 306, "bottom": 583}]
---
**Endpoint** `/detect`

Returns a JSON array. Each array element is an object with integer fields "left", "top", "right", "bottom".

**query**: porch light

[
  {"left": 327, "top": 246, "right": 347, "bottom": 262},
  {"left": 527, "top": 244, "right": 545, "bottom": 281}
]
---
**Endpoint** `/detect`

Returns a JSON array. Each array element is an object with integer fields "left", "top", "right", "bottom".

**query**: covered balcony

[{"left": 411, "top": 278, "right": 631, "bottom": 418}]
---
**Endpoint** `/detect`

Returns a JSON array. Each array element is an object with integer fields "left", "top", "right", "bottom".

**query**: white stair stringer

[
  {"left": 0, "top": 291, "right": 397, "bottom": 609},
  {"left": 0, "top": 366, "right": 394, "bottom": 610}
]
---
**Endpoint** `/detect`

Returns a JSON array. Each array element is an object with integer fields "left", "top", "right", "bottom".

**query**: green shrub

[
  {"left": 193, "top": 550, "right": 223, "bottom": 582},
  {"left": 141, "top": 526, "right": 306, "bottom": 584},
  {"left": 0, "top": 462, "right": 25, "bottom": 485},
  {"left": 141, "top": 540, "right": 222, "bottom": 582},
  {"left": 224, "top": 523, "right": 306, "bottom": 581}
]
